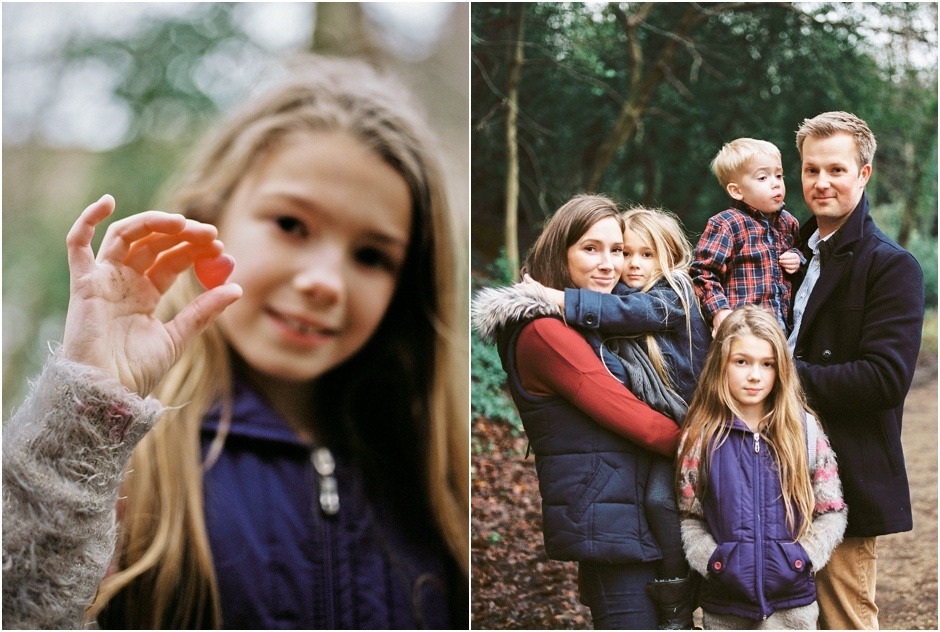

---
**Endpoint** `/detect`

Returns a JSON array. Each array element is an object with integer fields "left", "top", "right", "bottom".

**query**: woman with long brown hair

[{"left": 474, "top": 195, "right": 682, "bottom": 629}]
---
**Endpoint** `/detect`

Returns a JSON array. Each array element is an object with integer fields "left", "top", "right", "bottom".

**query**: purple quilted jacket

[{"left": 697, "top": 418, "right": 816, "bottom": 620}]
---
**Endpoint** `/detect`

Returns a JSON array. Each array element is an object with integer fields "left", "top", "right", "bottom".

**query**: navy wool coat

[{"left": 791, "top": 192, "right": 924, "bottom": 538}]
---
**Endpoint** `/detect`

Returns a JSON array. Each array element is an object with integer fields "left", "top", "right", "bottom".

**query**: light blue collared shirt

[{"left": 788, "top": 229, "right": 834, "bottom": 354}]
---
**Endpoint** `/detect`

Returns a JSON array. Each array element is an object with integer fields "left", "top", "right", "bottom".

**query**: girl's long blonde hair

[
  {"left": 620, "top": 207, "right": 700, "bottom": 393},
  {"left": 87, "top": 55, "right": 468, "bottom": 627},
  {"left": 677, "top": 305, "right": 815, "bottom": 541}
]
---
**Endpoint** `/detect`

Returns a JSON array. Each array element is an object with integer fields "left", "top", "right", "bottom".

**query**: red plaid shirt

[{"left": 691, "top": 202, "right": 802, "bottom": 331}]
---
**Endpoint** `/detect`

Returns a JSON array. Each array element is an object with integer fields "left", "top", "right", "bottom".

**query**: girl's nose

[{"left": 294, "top": 247, "right": 345, "bottom": 307}]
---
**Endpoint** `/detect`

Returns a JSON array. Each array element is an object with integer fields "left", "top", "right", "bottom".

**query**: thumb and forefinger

[{"left": 165, "top": 283, "right": 243, "bottom": 353}]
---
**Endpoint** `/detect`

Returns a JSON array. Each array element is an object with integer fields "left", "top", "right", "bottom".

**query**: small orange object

[{"left": 194, "top": 254, "right": 235, "bottom": 290}]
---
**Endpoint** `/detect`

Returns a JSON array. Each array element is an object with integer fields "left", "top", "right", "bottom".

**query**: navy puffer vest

[
  {"left": 497, "top": 317, "right": 662, "bottom": 563},
  {"left": 699, "top": 419, "right": 816, "bottom": 620}
]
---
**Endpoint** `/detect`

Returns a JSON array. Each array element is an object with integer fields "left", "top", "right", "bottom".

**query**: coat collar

[
  {"left": 731, "top": 199, "right": 789, "bottom": 225},
  {"left": 202, "top": 379, "right": 309, "bottom": 447},
  {"left": 800, "top": 191, "right": 870, "bottom": 263}
]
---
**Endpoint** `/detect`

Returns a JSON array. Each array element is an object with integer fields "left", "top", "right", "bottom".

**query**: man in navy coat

[{"left": 789, "top": 111, "right": 925, "bottom": 629}]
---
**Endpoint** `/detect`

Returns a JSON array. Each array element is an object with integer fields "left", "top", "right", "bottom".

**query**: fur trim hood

[{"left": 471, "top": 284, "right": 560, "bottom": 342}]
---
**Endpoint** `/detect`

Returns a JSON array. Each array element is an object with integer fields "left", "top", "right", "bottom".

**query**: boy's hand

[
  {"left": 711, "top": 308, "right": 732, "bottom": 337},
  {"left": 779, "top": 250, "right": 802, "bottom": 274},
  {"left": 522, "top": 273, "right": 565, "bottom": 310},
  {"left": 63, "top": 195, "right": 243, "bottom": 396}
]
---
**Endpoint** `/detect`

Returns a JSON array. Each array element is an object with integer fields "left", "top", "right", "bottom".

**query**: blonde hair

[
  {"left": 620, "top": 207, "right": 701, "bottom": 392},
  {"left": 523, "top": 194, "right": 623, "bottom": 290},
  {"left": 796, "top": 110, "right": 877, "bottom": 170},
  {"left": 677, "top": 305, "right": 815, "bottom": 541},
  {"left": 710, "top": 138, "right": 782, "bottom": 189},
  {"left": 88, "top": 55, "right": 468, "bottom": 627}
]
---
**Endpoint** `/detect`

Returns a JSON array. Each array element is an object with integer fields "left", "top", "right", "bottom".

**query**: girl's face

[
  {"left": 566, "top": 216, "right": 623, "bottom": 293},
  {"left": 725, "top": 334, "right": 777, "bottom": 425},
  {"left": 215, "top": 131, "right": 412, "bottom": 385},
  {"left": 621, "top": 227, "right": 659, "bottom": 288}
]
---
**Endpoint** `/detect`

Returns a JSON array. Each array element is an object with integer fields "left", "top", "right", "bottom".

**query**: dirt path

[
  {"left": 876, "top": 362, "right": 937, "bottom": 630},
  {"left": 471, "top": 362, "right": 938, "bottom": 629}
]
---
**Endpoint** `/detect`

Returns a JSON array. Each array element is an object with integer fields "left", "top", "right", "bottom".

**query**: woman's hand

[{"left": 62, "top": 195, "right": 243, "bottom": 396}]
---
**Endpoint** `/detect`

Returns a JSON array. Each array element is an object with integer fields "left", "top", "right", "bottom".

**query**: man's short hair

[
  {"left": 796, "top": 111, "right": 877, "bottom": 169},
  {"left": 711, "top": 138, "right": 782, "bottom": 188}
]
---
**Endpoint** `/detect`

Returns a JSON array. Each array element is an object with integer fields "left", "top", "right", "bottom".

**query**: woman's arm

[{"left": 516, "top": 318, "right": 680, "bottom": 457}]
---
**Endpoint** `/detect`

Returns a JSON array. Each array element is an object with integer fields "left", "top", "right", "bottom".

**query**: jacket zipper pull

[
  {"left": 312, "top": 447, "right": 340, "bottom": 516},
  {"left": 754, "top": 432, "right": 761, "bottom": 454}
]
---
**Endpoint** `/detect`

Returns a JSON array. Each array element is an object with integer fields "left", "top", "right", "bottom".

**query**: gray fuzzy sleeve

[
  {"left": 680, "top": 516, "right": 718, "bottom": 576},
  {"left": 2, "top": 355, "right": 166, "bottom": 630}
]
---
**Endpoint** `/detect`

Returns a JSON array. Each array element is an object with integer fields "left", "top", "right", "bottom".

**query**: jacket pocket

[
  {"left": 764, "top": 540, "right": 814, "bottom": 600},
  {"left": 566, "top": 455, "right": 614, "bottom": 524},
  {"left": 705, "top": 541, "right": 755, "bottom": 605}
]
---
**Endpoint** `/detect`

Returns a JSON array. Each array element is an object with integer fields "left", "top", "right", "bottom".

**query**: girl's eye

[
  {"left": 355, "top": 247, "right": 398, "bottom": 273},
  {"left": 642, "top": 251, "right": 653, "bottom": 258},
  {"left": 275, "top": 216, "right": 308, "bottom": 238}
]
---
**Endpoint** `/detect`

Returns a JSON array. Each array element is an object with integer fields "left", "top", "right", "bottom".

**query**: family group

[{"left": 474, "top": 111, "right": 924, "bottom": 630}]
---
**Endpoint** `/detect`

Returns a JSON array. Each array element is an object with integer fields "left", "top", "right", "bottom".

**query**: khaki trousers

[{"left": 815, "top": 536, "right": 879, "bottom": 630}]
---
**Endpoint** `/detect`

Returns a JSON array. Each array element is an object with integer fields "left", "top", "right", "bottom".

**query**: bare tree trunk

[
  {"left": 311, "top": 3, "right": 377, "bottom": 59},
  {"left": 587, "top": 4, "right": 706, "bottom": 192},
  {"left": 504, "top": 4, "right": 526, "bottom": 281},
  {"left": 897, "top": 109, "right": 936, "bottom": 247}
]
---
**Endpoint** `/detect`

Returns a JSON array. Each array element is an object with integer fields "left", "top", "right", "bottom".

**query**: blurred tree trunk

[
  {"left": 504, "top": 4, "right": 526, "bottom": 281},
  {"left": 311, "top": 3, "right": 377, "bottom": 59},
  {"left": 586, "top": 3, "right": 706, "bottom": 192},
  {"left": 897, "top": 104, "right": 937, "bottom": 247}
]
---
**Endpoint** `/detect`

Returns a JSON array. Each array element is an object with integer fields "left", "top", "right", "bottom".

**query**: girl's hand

[
  {"left": 62, "top": 195, "right": 243, "bottom": 396},
  {"left": 522, "top": 273, "right": 565, "bottom": 310}
]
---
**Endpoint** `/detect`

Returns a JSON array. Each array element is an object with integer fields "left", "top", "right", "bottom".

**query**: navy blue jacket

[
  {"left": 792, "top": 192, "right": 924, "bottom": 537},
  {"left": 101, "top": 380, "right": 460, "bottom": 630},
  {"left": 496, "top": 318, "right": 663, "bottom": 564},
  {"left": 564, "top": 278, "right": 710, "bottom": 404},
  {"left": 698, "top": 419, "right": 816, "bottom": 620}
]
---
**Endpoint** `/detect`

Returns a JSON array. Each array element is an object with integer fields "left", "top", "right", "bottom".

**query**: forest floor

[{"left": 471, "top": 352, "right": 938, "bottom": 630}]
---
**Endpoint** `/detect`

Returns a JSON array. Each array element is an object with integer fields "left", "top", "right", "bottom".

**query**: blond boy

[{"left": 691, "top": 138, "right": 803, "bottom": 335}]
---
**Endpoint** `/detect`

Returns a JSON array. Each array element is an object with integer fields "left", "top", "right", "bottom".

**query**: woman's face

[
  {"left": 565, "top": 216, "right": 623, "bottom": 292},
  {"left": 215, "top": 131, "right": 412, "bottom": 385}
]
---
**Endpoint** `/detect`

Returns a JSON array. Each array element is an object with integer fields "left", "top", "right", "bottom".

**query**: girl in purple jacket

[
  {"left": 676, "top": 306, "right": 847, "bottom": 629},
  {"left": 3, "top": 56, "right": 468, "bottom": 629}
]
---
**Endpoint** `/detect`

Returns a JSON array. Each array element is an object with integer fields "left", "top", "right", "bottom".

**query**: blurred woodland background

[
  {"left": 471, "top": 3, "right": 938, "bottom": 629},
  {"left": 2, "top": 2, "right": 469, "bottom": 418}
]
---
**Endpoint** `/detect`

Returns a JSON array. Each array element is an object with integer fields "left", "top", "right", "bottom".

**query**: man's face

[{"left": 800, "top": 132, "right": 871, "bottom": 237}]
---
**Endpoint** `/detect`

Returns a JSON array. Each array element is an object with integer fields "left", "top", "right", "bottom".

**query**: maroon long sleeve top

[{"left": 515, "top": 318, "right": 680, "bottom": 458}]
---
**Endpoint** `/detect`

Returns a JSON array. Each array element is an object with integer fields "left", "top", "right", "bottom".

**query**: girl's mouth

[{"left": 267, "top": 309, "right": 339, "bottom": 345}]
